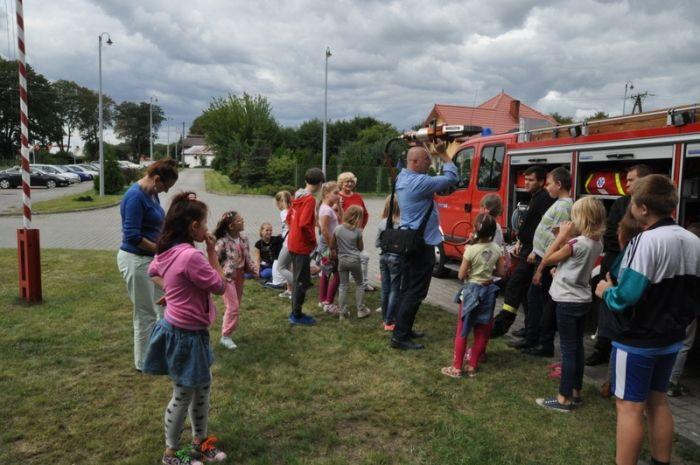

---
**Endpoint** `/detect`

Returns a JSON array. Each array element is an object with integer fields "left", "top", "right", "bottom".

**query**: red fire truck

[{"left": 431, "top": 104, "right": 700, "bottom": 277}]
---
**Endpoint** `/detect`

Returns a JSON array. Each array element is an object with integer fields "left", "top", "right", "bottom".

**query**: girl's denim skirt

[{"left": 143, "top": 319, "right": 214, "bottom": 388}]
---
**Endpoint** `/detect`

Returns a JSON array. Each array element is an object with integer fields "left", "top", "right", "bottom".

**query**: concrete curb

[{"left": 0, "top": 199, "right": 122, "bottom": 217}]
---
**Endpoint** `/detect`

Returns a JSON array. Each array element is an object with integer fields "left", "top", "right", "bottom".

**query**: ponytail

[{"left": 156, "top": 191, "right": 208, "bottom": 253}]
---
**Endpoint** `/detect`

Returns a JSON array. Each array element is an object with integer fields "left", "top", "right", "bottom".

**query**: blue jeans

[
  {"left": 556, "top": 302, "right": 588, "bottom": 399},
  {"left": 380, "top": 253, "right": 402, "bottom": 324}
]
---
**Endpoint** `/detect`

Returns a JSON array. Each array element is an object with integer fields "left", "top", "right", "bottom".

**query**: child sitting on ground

[
  {"left": 535, "top": 196, "right": 606, "bottom": 412},
  {"left": 214, "top": 211, "right": 257, "bottom": 350},
  {"left": 332, "top": 205, "right": 371, "bottom": 320},
  {"left": 254, "top": 222, "right": 284, "bottom": 289},
  {"left": 143, "top": 192, "right": 227, "bottom": 465},
  {"left": 442, "top": 213, "right": 505, "bottom": 378}
]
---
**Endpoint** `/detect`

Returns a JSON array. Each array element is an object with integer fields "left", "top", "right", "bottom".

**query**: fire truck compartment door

[
  {"left": 578, "top": 146, "right": 673, "bottom": 162},
  {"left": 509, "top": 152, "right": 572, "bottom": 165}
]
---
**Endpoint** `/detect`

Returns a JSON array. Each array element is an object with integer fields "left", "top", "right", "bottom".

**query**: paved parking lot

[
  {"left": 0, "top": 181, "right": 93, "bottom": 214},
  {"left": 1, "top": 168, "right": 698, "bottom": 447}
]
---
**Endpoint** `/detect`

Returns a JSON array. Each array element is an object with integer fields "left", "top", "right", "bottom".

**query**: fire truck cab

[{"left": 432, "top": 104, "right": 700, "bottom": 277}]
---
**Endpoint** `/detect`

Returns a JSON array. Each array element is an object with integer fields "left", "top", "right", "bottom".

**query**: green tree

[
  {"left": 240, "top": 140, "right": 272, "bottom": 186},
  {"left": 549, "top": 112, "right": 575, "bottom": 125},
  {"left": 52, "top": 79, "right": 84, "bottom": 152},
  {"left": 199, "top": 93, "right": 279, "bottom": 170},
  {"left": 113, "top": 101, "right": 165, "bottom": 161},
  {"left": 74, "top": 86, "right": 115, "bottom": 161},
  {"left": 93, "top": 152, "right": 124, "bottom": 194},
  {"left": 0, "top": 58, "right": 62, "bottom": 158},
  {"left": 584, "top": 111, "right": 609, "bottom": 122}
]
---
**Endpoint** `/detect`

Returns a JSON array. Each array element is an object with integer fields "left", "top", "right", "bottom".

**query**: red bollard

[{"left": 17, "top": 228, "right": 42, "bottom": 303}]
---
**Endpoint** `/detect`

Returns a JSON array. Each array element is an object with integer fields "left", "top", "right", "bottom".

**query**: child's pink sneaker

[
  {"left": 548, "top": 366, "right": 562, "bottom": 379},
  {"left": 193, "top": 436, "right": 227, "bottom": 462}
]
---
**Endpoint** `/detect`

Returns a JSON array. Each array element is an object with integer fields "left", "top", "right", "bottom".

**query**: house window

[
  {"left": 453, "top": 147, "right": 474, "bottom": 188},
  {"left": 477, "top": 145, "right": 505, "bottom": 190}
]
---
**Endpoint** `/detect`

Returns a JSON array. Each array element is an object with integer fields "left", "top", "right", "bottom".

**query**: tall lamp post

[
  {"left": 322, "top": 46, "right": 331, "bottom": 176},
  {"left": 166, "top": 117, "right": 173, "bottom": 158},
  {"left": 98, "top": 32, "right": 113, "bottom": 197},
  {"left": 149, "top": 96, "right": 157, "bottom": 161}
]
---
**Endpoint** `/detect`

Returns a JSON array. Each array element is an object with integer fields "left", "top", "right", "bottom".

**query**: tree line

[
  {"left": 192, "top": 93, "right": 402, "bottom": 190},
  {"left": 0, "top": 57, "right": 167, "bottom": 163}
]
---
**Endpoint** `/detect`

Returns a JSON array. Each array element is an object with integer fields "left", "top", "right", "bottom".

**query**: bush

[
  {"left": 266, "top": 152, "right": 296, "bottom": 185},
  {"left": 256, "top": 184, "right": 297, "bottom": 196},
  {"left": 122, "top": 167, "right": 144, "bottom": 185},
  {"left": 94, "top": 156, "right": 124, "bottom": 195}
]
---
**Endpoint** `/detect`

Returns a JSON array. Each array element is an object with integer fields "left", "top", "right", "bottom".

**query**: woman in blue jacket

[{"left": 117, "top": 159, "right": 178, "bottom": 371}]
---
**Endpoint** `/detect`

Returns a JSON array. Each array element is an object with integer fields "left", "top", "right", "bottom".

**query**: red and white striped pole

[
  {"left": 16, "top": 0, "right": 42, "bottom": 303},
  {"left": 16, "top": 0, "right": 30, "bottom": 228}
]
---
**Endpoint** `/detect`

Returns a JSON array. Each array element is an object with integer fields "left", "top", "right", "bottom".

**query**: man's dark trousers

[
  {"left": 393, "top": 245, "right": 435, "bottom": 341},
  {"left": 291, "top": 252, "right": 311, "bottom": 318},
  {"left": 525, "top": 256, "right": 557, "bottom": 351},
  {"left": 502, "top": 247, "right": 535, "bottom": 320}
]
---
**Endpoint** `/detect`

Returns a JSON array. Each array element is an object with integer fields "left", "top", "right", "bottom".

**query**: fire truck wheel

[{"left": 432, "top": 243, "right": 449, "bottom": 278}]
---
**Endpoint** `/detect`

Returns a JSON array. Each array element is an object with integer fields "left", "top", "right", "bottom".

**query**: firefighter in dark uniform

[{"left": 491, "top": 165, "right": 555, "bottom": 338}]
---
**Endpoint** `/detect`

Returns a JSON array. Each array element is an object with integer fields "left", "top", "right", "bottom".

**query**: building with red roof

[{"left": 423, "top": 91, "right": 557, "bottom": 134}]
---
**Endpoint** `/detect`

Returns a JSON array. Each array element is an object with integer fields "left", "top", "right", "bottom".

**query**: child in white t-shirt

[{"left": 535, "top": 196, "right": 606, "bottom": 412}]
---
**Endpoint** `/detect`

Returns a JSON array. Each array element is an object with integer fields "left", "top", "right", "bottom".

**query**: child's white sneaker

[
  {"left": 357, "top": 306, "right": 372, "bottom": 319},
  {"left": 220, "top": 337, "right": 237, "bottom": 350}
]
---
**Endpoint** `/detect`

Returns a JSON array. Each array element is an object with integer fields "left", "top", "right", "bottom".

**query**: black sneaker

[
  {"left": 491, "top": 310, "right": 516, "bottom": 338},
  {"left": 585, "top": 350, "right": 609, "bottom": 366},
  {"left": 667, "top": 382, "right": 690, "bottom": 397},
  {"left": 522, "top": 345, "right": 554, "bottom": 357},
  {"left": 536, "top": 397, "right": 572, "bottom": 413},
  {"left": 507, "top": 338, "right": 535, "bottom": 349},
  {"left": 572, "top": 397, "right": 583, "bottom": 408}
]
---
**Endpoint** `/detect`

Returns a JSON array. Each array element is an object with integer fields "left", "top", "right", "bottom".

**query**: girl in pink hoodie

[{"left": 143, "top": 192, "right": 227, "bottom": 465}]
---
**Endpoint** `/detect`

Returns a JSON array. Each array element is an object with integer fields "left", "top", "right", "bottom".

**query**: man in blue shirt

[{"left": 391, "top": 141, "right": 458, "bottom": 350}]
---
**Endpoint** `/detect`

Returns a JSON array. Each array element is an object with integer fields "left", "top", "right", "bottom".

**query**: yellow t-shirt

[{"left": 463, "top": 242, "right": 502, "bottom": 284}]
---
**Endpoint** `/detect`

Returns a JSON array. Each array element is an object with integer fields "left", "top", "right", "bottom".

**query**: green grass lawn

[
  {"left": 205, "top": 170, "right": 279, "bottom": 196},
  {"left": 0, "top": 249, "right": 696, "bottom": 464},
  {"left": 30, "top": 189, "right": 122, "bottom": 214},
  {"left": 204, "top": 169, "right": 388, "bottom": 197}
]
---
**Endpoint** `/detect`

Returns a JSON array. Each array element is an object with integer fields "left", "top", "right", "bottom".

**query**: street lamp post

[
  {"left": 149, "top": 96, "right": 157, "bottom": 161},
  {"left": 98, "top": 32, "right": 113, "bottom": 197},
  {"left": 322, "top": 46, "right": 331, "bottom": 176},
  {"left": 166, "top": 117, "right": 172, "bottom": 158}
]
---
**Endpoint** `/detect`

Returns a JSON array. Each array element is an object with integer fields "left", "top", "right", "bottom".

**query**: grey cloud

[{"left": 8, "top": 0, "right": 700, "bottom": 142}]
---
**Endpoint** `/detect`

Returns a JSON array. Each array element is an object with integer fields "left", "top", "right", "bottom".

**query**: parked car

[
  {"left": 52, "top": 165, "right": 83, "bottom": 183},
  {"left": 1, "top": 166, "right": 70, "bottom": 188},
  {"left": 65, "top": 165, "right": 93, "bottom": 181},
  {"left": 117, "top": 160, "right": 142, "bottom": 170},
  {"left": 31, "top": 164, "right": 80, "bottom": 184},
  {"left": 77, "top": 163, "right": 100, "bottom": 175}
]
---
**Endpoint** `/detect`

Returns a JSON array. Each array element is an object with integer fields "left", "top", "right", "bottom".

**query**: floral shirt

[{"left": 215, "top": 232, "right": 257, "bottom": 281}]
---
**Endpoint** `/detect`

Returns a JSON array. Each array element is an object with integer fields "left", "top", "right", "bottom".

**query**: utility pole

[
  {"left": 181, "top": 121, "right": 185, "bottom": 164},
  {"left": 630, "top": 91, "right": 653, "bottom": 114},
  {"left": 622, "top": 80, "right": 634, "bottom": 115}
]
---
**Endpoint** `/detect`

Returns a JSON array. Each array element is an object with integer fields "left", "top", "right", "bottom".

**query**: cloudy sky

[{"left": 3, "top": 0, "right": 700, "bottom": 143}]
